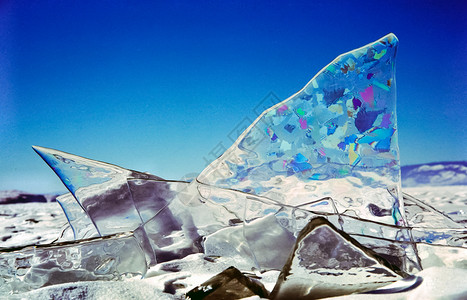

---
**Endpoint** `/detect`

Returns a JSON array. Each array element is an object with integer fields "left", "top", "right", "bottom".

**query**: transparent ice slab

[
  {"left": 32, "top": 145, "right": 163, "bottom": 238},
  {"left": 0, "top": 233, "right": 147, "bottom": 295}
]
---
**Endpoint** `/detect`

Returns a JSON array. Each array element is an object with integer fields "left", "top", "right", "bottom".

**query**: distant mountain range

[
  {"left": 0, "top": 161, "right": 465, "bottom": 203},
  {"left": 0, "top": 190, "right": 58, "bottom": 204},
  {"left": 401, "top": 161, "right": 467, "bottom": 187}
]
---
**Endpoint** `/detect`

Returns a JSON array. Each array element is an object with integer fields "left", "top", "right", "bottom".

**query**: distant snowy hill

[
  {"left": 0, "top": 190, "right": 58, "bottom": 204},
  {"left": 401, "top": 161, "right": 467, "bottom": 187}
]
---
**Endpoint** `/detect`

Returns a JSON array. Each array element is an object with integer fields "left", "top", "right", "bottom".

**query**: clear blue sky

[{"left": 1, "top": 0, "right": 466, "bottom": 193}]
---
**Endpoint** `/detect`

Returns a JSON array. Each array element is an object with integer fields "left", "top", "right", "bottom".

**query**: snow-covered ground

[
  {"left": 0, "top": 182, "right": 466, "bottom": 299},
  {"left": 404, "top": 185, "right": 466, "bottom": 224},
  {"left": 0, "top": 202, "right": 66, "bottom": 248}
]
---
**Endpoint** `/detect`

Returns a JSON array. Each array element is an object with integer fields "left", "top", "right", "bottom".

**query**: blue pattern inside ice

[{"left": 198, "top": 33, "right": 403, "bottom": 225}]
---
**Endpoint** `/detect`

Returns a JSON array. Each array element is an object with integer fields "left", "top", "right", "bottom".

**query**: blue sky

[{"left": 1, "top": 1, "right": 466, "bottom": 193}]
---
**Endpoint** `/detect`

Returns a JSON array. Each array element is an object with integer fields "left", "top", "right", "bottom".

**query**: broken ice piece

[
  {"left": 0, "top": 232, "right": 147, "bottom": 295},
  {"left": 270, "top": 217, "right": 404, "bottom": 299},
  {"left": 32, "top": 146, "right": 163, "bottom": 237},
  {"left": 204, "top": 213, "right": 295, "bottom": 271},
  {"left": 185, "top": 266, "right": 269, "bottom": 300}
]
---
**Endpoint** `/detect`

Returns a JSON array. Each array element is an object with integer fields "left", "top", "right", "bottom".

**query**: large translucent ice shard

[
  {"left": 198, "top": 33, "right": 403, "bottom": 225},
  {"left": 32, "top": 146, "right": 162, "bottom": 236}
]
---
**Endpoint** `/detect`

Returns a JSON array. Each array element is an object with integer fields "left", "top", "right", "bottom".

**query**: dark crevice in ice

[{"left": 186, "top": 266, "right": 270, "bottom": 300}]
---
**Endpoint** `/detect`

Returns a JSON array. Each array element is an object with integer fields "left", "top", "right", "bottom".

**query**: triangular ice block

[
  {"left": 270, "top": 217, "right": 404, "bottom": 299},
  {"left": 197, "top": 33, "right": 403, "bottom": 225}
]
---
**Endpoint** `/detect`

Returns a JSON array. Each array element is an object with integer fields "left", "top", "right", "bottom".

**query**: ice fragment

[
  {"left": 0, "top": 233, "right": 147, "bottom": 295},
  {"left": 186, "top": 266, "right": 269, "bottom": 300},
  {"left": 32, "top": 146, "right": 163, "bottom": 237},
  {"left": 270, "top": 217, "right": 404, "bottom": 299}
]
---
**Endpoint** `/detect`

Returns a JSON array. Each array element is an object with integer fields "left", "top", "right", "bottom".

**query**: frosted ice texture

[
  {"left": 198, "top": 33, "right": 403, "bottom": 226},
  {"left": 1, "top": 34, "right": 466, "bottom": 295}
]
